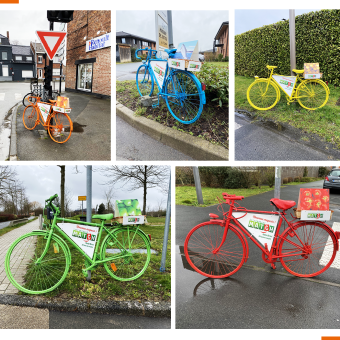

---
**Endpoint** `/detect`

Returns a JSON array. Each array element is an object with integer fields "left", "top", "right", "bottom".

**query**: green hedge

[{"left": 235, "top": 10, "right": 340, "bottom": 85}]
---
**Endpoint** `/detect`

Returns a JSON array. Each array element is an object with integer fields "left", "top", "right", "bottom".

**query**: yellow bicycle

[{"left": 247, "top": 65, "right": 330, "bottom": 111}]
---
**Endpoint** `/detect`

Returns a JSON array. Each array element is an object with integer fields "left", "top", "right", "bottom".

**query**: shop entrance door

[{"left": 77, "top": 63, "right": 93, "bottom": 91}]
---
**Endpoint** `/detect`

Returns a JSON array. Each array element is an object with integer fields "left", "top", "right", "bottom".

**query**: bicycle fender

[
  {"left": 29, "top": 229, "right": 72, "bottom": 262},
  {"left": 283, "top": 220, "right": 339, "bottom": 252}
]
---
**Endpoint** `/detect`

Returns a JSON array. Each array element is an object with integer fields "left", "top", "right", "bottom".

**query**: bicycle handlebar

[
  {"left": 222, "top": 192, "right": 244, "bottom": 201},
  {"left": 46, "top": 194, "right": 58, "bottom": 203},
  {"left": 135, "top": 47, "right": 158, "bottom": 60}
]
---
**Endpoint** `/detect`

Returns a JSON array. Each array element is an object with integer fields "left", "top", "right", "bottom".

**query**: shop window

[{"left": 77, "top": 63, "right": 93, "bottom": 91}]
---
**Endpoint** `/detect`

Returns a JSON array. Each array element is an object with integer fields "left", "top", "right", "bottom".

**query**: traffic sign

[
  {"left": 78, "top": 196, "right": 86, "bottom": 201},
  {"left": 36, "top": 30, "right": 67, "bottom": 60}
]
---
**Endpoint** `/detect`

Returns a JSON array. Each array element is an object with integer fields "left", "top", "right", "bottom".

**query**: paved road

[
  {"left": 176, "top": 181, "right": 340, "bottom": 328},
  {"left": 116, "top": 62, "right": 142, "bottom": 81},
  {"left": 235, "top": 113, "right": 334, "bottom": 160},
  {"left": 116, "top": 116, "right": 193, "bottom": 161}
]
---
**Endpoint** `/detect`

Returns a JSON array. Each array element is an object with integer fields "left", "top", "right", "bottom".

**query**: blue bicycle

[{"left": 135, "top": 47, "right": 206, "bottom": 124}]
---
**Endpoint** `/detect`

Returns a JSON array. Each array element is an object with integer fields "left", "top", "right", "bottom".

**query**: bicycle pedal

[{"left": 152, "top": 103, "right": 159, "bottom": 108}]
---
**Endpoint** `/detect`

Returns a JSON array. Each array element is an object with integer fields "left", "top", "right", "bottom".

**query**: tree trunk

[{"left": 59, "top": 166, "right": 65, "bottom": 217}]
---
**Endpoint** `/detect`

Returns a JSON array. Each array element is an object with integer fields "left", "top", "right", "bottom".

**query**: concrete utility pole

[
  {"left": 289, "top": 10, "right": 296, "bottom": 75},
  {"left": 193, "top": 167, "right": 204, "bottom": 205},
  {"left": 274, "top": 167, "right": 282, "bottom": 211},
  {"left": 167, "top": 10, "right": 174, "bottom": 49}
]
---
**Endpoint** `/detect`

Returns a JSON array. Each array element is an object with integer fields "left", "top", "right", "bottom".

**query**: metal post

[
  {"left": 274, "top": 167, "right": 282, "bottom": 211},
  {"left": 193, "top": 167, "right": 204, "bottom": 205},
  {"left": 86, "top": 165, "right": 92, "bottom": 281},
  {"left": 59, "top": 62, "right": 62, "bottom": 93},
  {"left": 160, "top": 173, "right": 171, "bottom": 272},
  {"left": 289, "top": 10, "right": 296, "bottom": 76},
  {"left": 167, "top": 10, "right": 174, "bottom": 49}
]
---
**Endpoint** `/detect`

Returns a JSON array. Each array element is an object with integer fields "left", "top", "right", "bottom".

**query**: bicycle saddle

[
  {"left": 92, "top": 213, "right": 113, "bottom": 220},
  {"left": 270, "top": 198, "right": 296, "bottom": 211},
  {"left": 164, "top": 48, "right": 177, "bottom": 55},
  {"left": 292, "top": 69, "right": 304, "bottom": 74},
  {"left": 266, "top": 65, "right": 277, "bottom": 69}
]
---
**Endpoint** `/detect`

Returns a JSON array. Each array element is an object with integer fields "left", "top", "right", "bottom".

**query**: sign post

[
  {"left": 155, "top": 10, "right": 169, "bottom": 57},
  {"left": 78, "top": 195, "right": 86, "bottom": 216},
  {"left": 289, "top": 10, "right": 296, "bottom": 76}
]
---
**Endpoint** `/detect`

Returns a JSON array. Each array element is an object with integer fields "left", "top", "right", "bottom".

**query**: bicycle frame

[
  {"left": 215, "top": 199, "right": 337, "bottom": 264},
  {"left": 41, "top": 215, "right": 143, "bottom": 272},
  {"left": 261, "top": 67, "right": 329, "bottom": 103}
]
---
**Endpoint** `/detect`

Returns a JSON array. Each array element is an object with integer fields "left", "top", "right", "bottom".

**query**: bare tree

[
  {"left": 57, "top": 165, "right": 65, "bottom": 217},
  {"left": 11, "top": 39, "right": 20, "bottom": 45},
  {"left": 103, "top": 186, "right": 114, "bottom": 213},
  {"left": 100, "top": 166, "right": 170, "bottom": 215},
  {"left": 156, "top": 197, "right": 165, "bottom": 217},
  {"left": 64, "top": 186, "right": 73, "bottom": 217}
]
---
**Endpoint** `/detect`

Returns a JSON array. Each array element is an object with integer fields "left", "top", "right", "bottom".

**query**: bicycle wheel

[
  {"left": 5, "top": 231, "right": 70, "bottom": 294},
  {"left": 136, "top": 64, "right": 154, "bottom": 97},
  {"left": 296, "top": 79, "right": 329, "bottom": 110},
  {"left": 184, "top": 221, "right": 246, "bottom": 278},
  {"left": 23, "top": 105, "right": 38, "bottom": 130},
  {"left": 23, "top": 92, "right": 37, "bottom": 107},
  {"left": 279, "top": 221, "right": 337, "bottom": 277},
  {"left": 47, "top": 111, "right": 72, "bottom": 143},
  {"left": 52, "top": 91, "right": 60, "bottom": 100},
  {"left": 101, "top": 227, "right": 151, "bottom": 281},
  {"left": 164, "top": 70, "right": 203, "bottom": 124},
  {"left": 247, "top": 79, "right": 280, "bottom": 110}
]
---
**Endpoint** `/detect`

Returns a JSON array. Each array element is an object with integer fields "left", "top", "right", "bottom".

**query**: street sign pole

[
  {"left": 289, "top": 10, "right": 296, "bottom": 76},
  {"left": 86, "top": 165, "right": 92, "bottom": 281},
  {"left": 167, "top": 10, "right": 174, "bottom": 49},
  {"left": 193, "top": 167, "right": 204, "bottom": 205},
  {"left": 274, "top": 167, "right": 282, "bottom": 211}
]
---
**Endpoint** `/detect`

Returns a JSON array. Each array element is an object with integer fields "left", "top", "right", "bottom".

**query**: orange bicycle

[{"left": 23, "top": 96, "right": 73, "bottom": 144}]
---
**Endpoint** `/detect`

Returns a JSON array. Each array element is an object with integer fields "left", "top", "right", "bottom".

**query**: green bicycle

[{"left": 5, "top": 194, "right": 151, "bottom": 295}]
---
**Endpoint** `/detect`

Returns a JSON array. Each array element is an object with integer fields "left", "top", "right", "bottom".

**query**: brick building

[
  {"left": 66, "top": 11, "right": 111, "bottom": 97},
  {"left": 213, "top": 21, "right": 229, "bottom": 58}
]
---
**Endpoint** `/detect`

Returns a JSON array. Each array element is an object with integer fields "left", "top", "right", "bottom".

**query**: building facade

[
  {"left": 66, "top": 10, "right": 111, "bottom": 97},
  {"left": 0, "top": 32, "right": 35, "bottom": 81},
  {"left": 213, "top": 22, "right": 229, "bottom": 58},
  {"left": 116, "top": 31, "right": 156, "bottom": 60}
]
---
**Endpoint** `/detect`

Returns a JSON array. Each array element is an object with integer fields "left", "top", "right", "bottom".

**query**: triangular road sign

[{"left": 36, "top": 31, "right": 67, "bottom": 60}]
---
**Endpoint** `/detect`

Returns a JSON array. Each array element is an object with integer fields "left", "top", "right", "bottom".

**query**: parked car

[{"left": 323, "top": 168, "right": 340, "bottom": 192}]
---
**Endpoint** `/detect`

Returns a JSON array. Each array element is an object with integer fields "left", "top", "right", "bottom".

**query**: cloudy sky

[
  {"left": 11, "top": 166, "right": 170, "bottom": 212},
  {"left": 117, "top": 10, "right": 229, "bottom": 52},
  {"left": 0, "top": 10, "right": 65, "bottom": 46},
  {"left": 235, "top": 9, "right": 321, "bottom": 35}
]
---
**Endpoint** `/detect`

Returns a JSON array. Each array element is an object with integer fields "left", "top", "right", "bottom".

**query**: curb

[
  {"left": 117, "top": 102, "right": 228, "bottom": 160},
  {"left": 0, "top": 294, "right": 170, "bottom": 318}
]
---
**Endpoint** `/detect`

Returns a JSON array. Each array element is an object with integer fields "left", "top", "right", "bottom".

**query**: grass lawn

[
  {"left": 235, "top": 74, "right": 340, "bottom": 147},
  {"left": 206, "top": 62, "right": 229, "bottom": 68},
  {"left": 0, "top": 217, "right": 38, "bottom": 237}
]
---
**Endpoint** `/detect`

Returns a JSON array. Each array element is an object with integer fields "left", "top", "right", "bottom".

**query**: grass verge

[
  {"left": 0, "top": 217, "right": 38, "bottom": 237},
  {"left": 206, "top": 62, "right": 229, "bottom": 68}
]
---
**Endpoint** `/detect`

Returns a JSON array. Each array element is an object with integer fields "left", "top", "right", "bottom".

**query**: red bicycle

[{"left": 184, "top": 192, "right": 340, "bottom": 278}]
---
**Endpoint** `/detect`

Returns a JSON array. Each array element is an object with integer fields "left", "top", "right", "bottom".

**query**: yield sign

[{"left": 36, "top": 31, "right": 67, "bottom": 60}]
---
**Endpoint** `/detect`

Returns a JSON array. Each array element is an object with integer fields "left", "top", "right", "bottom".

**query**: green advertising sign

[{"left": 115, "top": 199, "right": 142, "bottom": 217}]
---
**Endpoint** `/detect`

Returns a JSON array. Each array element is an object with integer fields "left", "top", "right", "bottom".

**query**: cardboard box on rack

[
  {"left": 54, "top": 96, "right": 72, "bottom": 114},
  {"left": 303, "top": 63, "right": 322, "bottom": 79},
  {"left": 297, "top": 188, "right": 330, "bottom": 211},
  {"left": 169, "top": 40, "right": 202, "bottom": 71}
]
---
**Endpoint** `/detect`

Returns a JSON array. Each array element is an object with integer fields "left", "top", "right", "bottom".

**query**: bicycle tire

[
  {"left": 136, "top": 64, "right": 154, "bottom": 97},
  {"left": 23, "top": 105, "right": 38, "bottom": 130},
  {"left": 278, "top": 221, "right": 337, "bottom": 277},
  {"left": 23, "top": 92, "right": 37, "bottom": 107},
  {"left": 247, "top": 79, "right": 280, "bottom": 110},
  {"left": 5, "top": 231, "right": 70, "bottom": 294},
  {"left": 184, "top": 221, "right": 246, "bottom": 278},
  {"left": 47, "top": 111, "right": 72, "bottom": 144},
  {"left": 164, "top": 70, "right": 203, "bottom": 124},
  {"left": 296, "top": 79, "right": 329, "bottom": 110},
  {"left": 52, "top": 91, "right": 60, "bottom": 100},
  {"left": 101, "top": 227, "right": 151, "bottom": 281}
]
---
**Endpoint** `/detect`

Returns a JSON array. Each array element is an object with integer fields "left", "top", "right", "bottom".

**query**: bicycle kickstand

[{"left": 152, "top": 93, "right": 160, "bottom": 108}]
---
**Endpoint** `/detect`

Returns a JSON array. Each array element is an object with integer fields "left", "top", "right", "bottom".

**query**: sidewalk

[
  {"left": 0, "top": 219, "right": 39, "bottom": 294},
  {"left": 13, "top": 91, "right": 111, "bottom": 161}
]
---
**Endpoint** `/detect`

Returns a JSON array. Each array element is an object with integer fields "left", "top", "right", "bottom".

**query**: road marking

[
  {"left": 320, "top": 222, "right": 340, "bottom": 269},
  {"left": 0, "top": 93, "right": 5, "bottom": 101},
  {"left": 15, "top": 93, "right": 22, "bottom": 101},
  {"left": 235, "top": 122, "right": 242, "bottom": 130}
]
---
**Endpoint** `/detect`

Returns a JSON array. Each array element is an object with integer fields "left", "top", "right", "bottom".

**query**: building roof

[
  {"left": 116, "top": 31, "right": 156, "bottom": 43},
  {"left": 30, "top": 42, "right": 45, "bottom": 53},
  {"left": 214, "top": 21, "right": 229, "bottom": 40},
  {"left": 12, "top": 45, "right": 32, "bottom": 56},
  {"left": 0, "top": 33, "right": 7, "bottom": 39}
]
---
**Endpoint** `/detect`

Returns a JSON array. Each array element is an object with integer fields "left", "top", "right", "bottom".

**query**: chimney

[{"left": 6, "top": 31, "right": 9, "bottom": 42}]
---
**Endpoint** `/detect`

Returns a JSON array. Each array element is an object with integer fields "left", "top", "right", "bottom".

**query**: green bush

[
  {"left": 294, "top": 176, "right": 300, "bottom": 182},
  {"left": 283, "top": 178, "right": 288, "bottom": 184},
  {"left": 303, "top": 167, "right": 308, "bottom": 177},
  {"left": 288, "top": 177, "right": 293, "bottom": 183},
  {"left": 199, "top": 167, "right": 214, "bottom": 187},
  {"left": 131, "top": 47, "right": 137, "bottom": 62},
  {"left": 218, "top": 53, "right": 223, "bottom": 62},
  {"left": 222, "top": 56, "right": 229, "bottom": 62},
  {"left": 196, "top": 63, "right": 229, "bottom": 107},
  {"left": 318, "top": 167, "right": 329, "bottom": 177},
  {"left": 224, "top": 168, "right": 249, "bottom": 189},
  {"left": 300, "top": 177, "right": 312, "bottom": 182}
]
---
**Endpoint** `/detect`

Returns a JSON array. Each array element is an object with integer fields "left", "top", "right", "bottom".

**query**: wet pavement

[
  {"left": 176, "top": 181, "right": 340, "bottom": 328},
  {"left": 116, "top": 62, "right": 142, "bottom": 81}
]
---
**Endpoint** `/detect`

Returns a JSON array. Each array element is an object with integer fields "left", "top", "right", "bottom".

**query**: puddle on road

[
  {"left": 178, "top": 245, "right": 235, "bottom": 297},
  {"left": 72, "top": 122, "right": 86, "bottom": 133}
]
